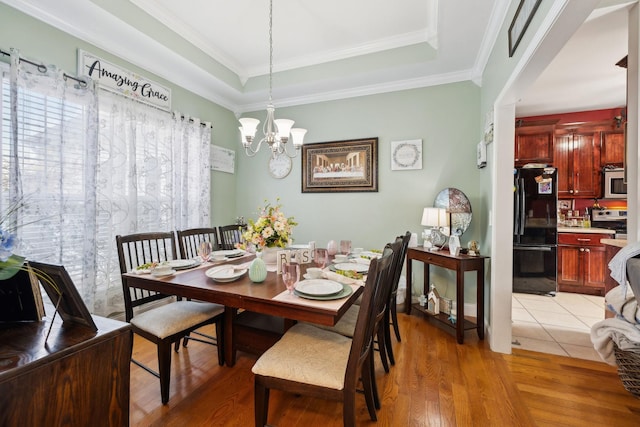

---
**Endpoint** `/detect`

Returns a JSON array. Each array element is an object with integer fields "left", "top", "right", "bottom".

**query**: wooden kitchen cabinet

[
  {"left": 554, "top": 128, "right": 601, "bottom": 198},
  {"left": 557, "top": 232, "right": 609, "bottom": 296},
  {"left": 514, "top": 124, "right": 555, "bottom": 166},
  {"left": 600, "top": 130, "right": 625, "bottom": 167}
]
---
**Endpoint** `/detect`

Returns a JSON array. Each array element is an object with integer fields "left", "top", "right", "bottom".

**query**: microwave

[{"left": 604, "top": 168, "right": 627, "bottom": 199}]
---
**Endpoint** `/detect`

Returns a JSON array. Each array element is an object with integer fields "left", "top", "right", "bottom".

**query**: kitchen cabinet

[
  {"left": 514, "top": 124, "right": 555, "bottom": 166},
  {"left": 554, "top": 128, "right": 601, "bottom": 198},
  {"left": 557, "top": 232, "right": 609, "bottom": 296},
  {"left": 600, "top": 130, "right": 625, "bottom": 167}
]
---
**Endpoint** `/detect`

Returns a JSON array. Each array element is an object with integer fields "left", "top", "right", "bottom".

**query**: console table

[
  {"left": 405, "top": 247, "right": 488, "bottom": 344},
  {"left": 0, "top": 311, "right": 132, "bottom": 426}
]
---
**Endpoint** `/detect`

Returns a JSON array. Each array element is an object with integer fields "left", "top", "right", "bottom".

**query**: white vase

[
  {"left": 448, "top": 235, "right": 461, "bottom": 256},
  {"left": 260, "top": 247, "right": 280, "bottom": 265}
]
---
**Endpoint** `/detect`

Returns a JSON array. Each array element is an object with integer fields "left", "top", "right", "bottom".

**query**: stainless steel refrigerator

[{"left": 513, "top": 167, "right": 558, "bottom": 296}]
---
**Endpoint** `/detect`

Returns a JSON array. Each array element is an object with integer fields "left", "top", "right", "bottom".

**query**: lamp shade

[
  {"left": 290, "top": 128, "right": 307, "bottom": 146},
  {"left": 421, "top": 207, "right": 448, "bottom": 227},
  {"left": 239, "top": 117, "right": 260, "bottom": 139},
  {"left": 274, "top": 119, "right": 294, "bottom": 139},
  {"left": 421, "top": 207, "right": 440, "bottom": 227}
]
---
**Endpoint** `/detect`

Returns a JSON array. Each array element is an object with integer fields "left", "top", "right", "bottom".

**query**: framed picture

[
  {"left": 210, "top": 144, "right": 235, "bottom": 174},
  {"left": 28, "top": 261, "right": 97, "bottom": 331},
  {"left": 302, "top": 137, "right": 378, "bottom": 193},
  {"left": 508, "top": 0, "right": 542, "bottom": 57},
  {"left": 391, "top": 139, "right": 422, "bottom": 171}
]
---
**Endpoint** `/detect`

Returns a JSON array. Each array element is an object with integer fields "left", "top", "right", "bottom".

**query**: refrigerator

[{"left": 513, "top": 167, "right": 558, "bottom": 296}]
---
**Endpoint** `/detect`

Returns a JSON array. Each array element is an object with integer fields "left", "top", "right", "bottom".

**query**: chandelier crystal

[{"left": 238, "top": 0, "right": 306, "bottom": 158}]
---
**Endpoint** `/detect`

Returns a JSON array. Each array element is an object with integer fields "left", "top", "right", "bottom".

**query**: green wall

[
  {"left": 0, "top": 2, "right": 240, "bottom": 224},
  {"left": 235, "top": 83, "right": 483, "bottom": 301}
]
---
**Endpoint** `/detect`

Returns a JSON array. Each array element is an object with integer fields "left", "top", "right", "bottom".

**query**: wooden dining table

[{"left": 122, "top": 255, "right": 364, "bottom": 367}]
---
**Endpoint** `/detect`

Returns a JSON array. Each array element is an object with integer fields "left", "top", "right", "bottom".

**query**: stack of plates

[
  {"left": 293, "top": 279, "right": 353, "bottom": 300},
  {"left": 212, "top": 249, "right": 245, "bottom": 259},
  {"left": 329, "top": 263, "right": 369, "bottom": 273},
  {"left": 166, "top": 259, "right": 201, "bottom": 270},
  {"left": 205, "top": 265, "right": 247, "bottom": 282}
]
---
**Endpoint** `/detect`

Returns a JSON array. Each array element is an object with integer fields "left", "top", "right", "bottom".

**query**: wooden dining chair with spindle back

[
  {"left": 384, "top": 231, "right": 412, "bottom": 366},
  {"left": 176, "top": 227, "right": 221, "bottom": 259},
  {"left": 217, "top": 224, "right": 246, "bottom": 250},
  {"left": 115, "top": 231, "right": 225, "bottom": 404}
]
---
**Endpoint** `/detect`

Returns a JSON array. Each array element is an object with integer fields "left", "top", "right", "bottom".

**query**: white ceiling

[{"left": 1, "top": 0, "right": 631, "bottom": 117}]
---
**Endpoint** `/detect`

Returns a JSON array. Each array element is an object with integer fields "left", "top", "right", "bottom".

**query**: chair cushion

[
  {"left": 131, "top": 300, "right": 224, "bottom": 339},
  {"left": 307, "top": 304, "right": 358, "bottom": 338},
  {"left": 252, "top": 323, "right": 352, "bottom": 390}
]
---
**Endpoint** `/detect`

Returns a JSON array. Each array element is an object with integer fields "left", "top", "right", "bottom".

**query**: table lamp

[{"left": 421, "top": 207, "right": 448, "bottom": 250}]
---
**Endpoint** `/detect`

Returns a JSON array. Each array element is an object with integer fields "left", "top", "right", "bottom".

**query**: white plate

[
  {"left": 167, "top": 259, "right": 199, "bottom": 270},
  {"left": 151, "top": 269, "right": 176, "bottom": 277},
  {"left": 359, "top": 251, "right": 381, "bottom": 259},
  {"left": 212, "top": 249, "right": 245, "bottom": 259},
  {"left": 332, "top": 262, "right": 369, "bottom": 273},
  {"left": 205, "top": 265, "right": 247, "bottom": 282},
  {"left": 295, "top": 279, "right": 343, "bottom": 296}
]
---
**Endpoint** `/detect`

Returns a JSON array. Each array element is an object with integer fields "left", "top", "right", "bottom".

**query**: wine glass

[
  {"left": 313, "top": 248, "right": 328, "bottom": 269},
  {"left": 197, "top": 241, "right": 212, "bottom": 262},
  {"left": 339, "top": 240, "right": 352, "bottom": 255},
  {"left": 282, "top": 262, "right": 300, "bottom": 294}
]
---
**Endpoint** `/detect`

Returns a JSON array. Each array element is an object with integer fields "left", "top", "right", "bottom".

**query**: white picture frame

[
  {"left": 210, "top": 145, "right": 235, "bottom": 174},
  {"left": 390, "top": 139, "right": 422, "bottom": 171}
]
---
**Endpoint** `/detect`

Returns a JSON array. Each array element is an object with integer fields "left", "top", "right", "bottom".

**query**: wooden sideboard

[{"left": 0, "top": 310, "right": 132, "bottom": 427}]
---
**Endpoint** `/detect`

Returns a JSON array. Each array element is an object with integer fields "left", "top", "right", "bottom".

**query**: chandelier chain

[{"left": 269, "top": 0, "right": 273, "bottom": 103}]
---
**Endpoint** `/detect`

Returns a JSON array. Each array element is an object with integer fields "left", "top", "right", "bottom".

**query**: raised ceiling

[{"left": 2, "top": 0, "right": 630, "bottom": 117}]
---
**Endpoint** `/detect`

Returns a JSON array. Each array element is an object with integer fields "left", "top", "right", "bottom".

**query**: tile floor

[{"left": 512, "top": 292, "right": 605, "bottom": 362}]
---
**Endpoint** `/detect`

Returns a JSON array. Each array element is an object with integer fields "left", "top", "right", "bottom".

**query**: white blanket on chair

[
  {"left": 590, "top": 318, "right": 640, "bottom": 365},
  {"left": 606, "top": 283, "right": 640, "bottom": 324},
  {"left": 608, "top": 241, "right": 640, "bottom": 286}
]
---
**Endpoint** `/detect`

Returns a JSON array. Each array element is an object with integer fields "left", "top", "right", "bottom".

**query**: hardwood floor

[{"left": 130, "top": 311, "right": 640, "bottom": 426}]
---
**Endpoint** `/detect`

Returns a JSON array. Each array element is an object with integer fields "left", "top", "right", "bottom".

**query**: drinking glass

[
  {"left": 313, "top": 248, "right": 328, "bottom": 269},
  {"left": 197, "top": 241, "right": 212, "bottom": 262},
  {"left": 282, "top": 262, "right": 300, "bottom": 294},
  {"left": 339, "top": 240, "right": 352, "bottom": 255}
]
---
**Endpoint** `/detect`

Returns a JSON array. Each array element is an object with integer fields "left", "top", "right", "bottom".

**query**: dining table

[{"left": 122, "top": 253, "right": 365, "bottom": 367}]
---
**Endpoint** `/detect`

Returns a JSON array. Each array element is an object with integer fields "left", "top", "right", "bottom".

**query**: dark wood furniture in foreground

[
  {"left": 122, "top": 257, "right": 363, "bottom": 367},
  {"left": 0, "top": 312, "right": 132, "bottom": 427},
  {"left": 405, "top": 247, "right": 488, "bottom": 344}
]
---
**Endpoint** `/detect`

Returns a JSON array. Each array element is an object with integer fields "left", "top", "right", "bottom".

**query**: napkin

[{"left": 323, "top": 270, "right": 364, "bottom": 287}]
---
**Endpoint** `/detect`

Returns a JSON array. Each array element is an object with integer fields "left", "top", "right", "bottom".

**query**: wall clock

[{"left": 268, "top": 152, "right": 292, "bottom": 179}]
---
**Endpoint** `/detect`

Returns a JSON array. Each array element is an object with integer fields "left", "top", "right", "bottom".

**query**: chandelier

[{"left": 238, "top": 0, "right": 306, "bottom": 158}]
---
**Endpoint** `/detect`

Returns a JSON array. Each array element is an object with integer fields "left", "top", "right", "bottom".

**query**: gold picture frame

[{"left": 301, "top": 137, "right": 378, "bottom": 193}]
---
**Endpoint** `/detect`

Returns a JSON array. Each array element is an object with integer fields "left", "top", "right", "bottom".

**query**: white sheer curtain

[
  {"left": 1, "top": 49, "right": 100, "bottom": 308},
  {"left": 97, "top": 92, "right": 212, "bottom": 317},
  {"left": 2, "top": 50, "right": 213, "bottom": 317},
  {"left": 172, "top": 112, "right": 211, "bottom": 230}
]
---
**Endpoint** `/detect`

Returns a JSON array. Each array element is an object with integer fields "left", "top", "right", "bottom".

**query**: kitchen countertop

[
  {"left": 601, "top": 238, "right": 627, "bottom": 248},
  {"left": 557, "top": 227, "right": 615, "bottom": 234}
]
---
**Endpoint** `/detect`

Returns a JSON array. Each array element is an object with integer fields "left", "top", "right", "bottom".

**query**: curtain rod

[
  {"left": 2, "top": 47, "right": 212, "bottom": 129},
  {"left": 0, "top": 48, "right": 87, "bottom": 87}
]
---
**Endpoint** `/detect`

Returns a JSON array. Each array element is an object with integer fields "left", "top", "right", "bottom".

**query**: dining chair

[
  {"left": 308, "top": 238, "right": 403, "bottom": 373},
  {"left": 218, "top": 224, "right": 246, "bottom": 250},
  {"left": 115, "top": 231, "right": 225, "bottom": 404},
  {"left": 383, "top": 231, "right": 412, "bottom": 366},
  {"left": 252, "top": 246, "right": 394, "bottom": 426},
  {"left": 176, "top": 227, "right": 221, "bottom": 259}
]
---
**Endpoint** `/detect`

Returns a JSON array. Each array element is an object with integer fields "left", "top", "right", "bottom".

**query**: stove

[{"left": 591, "top": 208, "right": 627, "bottom": 238}]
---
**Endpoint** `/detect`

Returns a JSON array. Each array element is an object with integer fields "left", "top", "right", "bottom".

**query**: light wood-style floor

[{"left": 130, "top": 311, "right": 640, "bottom": 426}]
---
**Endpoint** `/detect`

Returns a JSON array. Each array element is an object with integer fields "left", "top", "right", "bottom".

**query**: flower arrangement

[
  {"left": 0, "top": 199, "right": 26, "bottom": 280},
  {"left": 241, "top": 199, "right": 297, "bottom": 250},
  {"left": 0, "top": 198, "right": 59, "bottom": 294}
]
